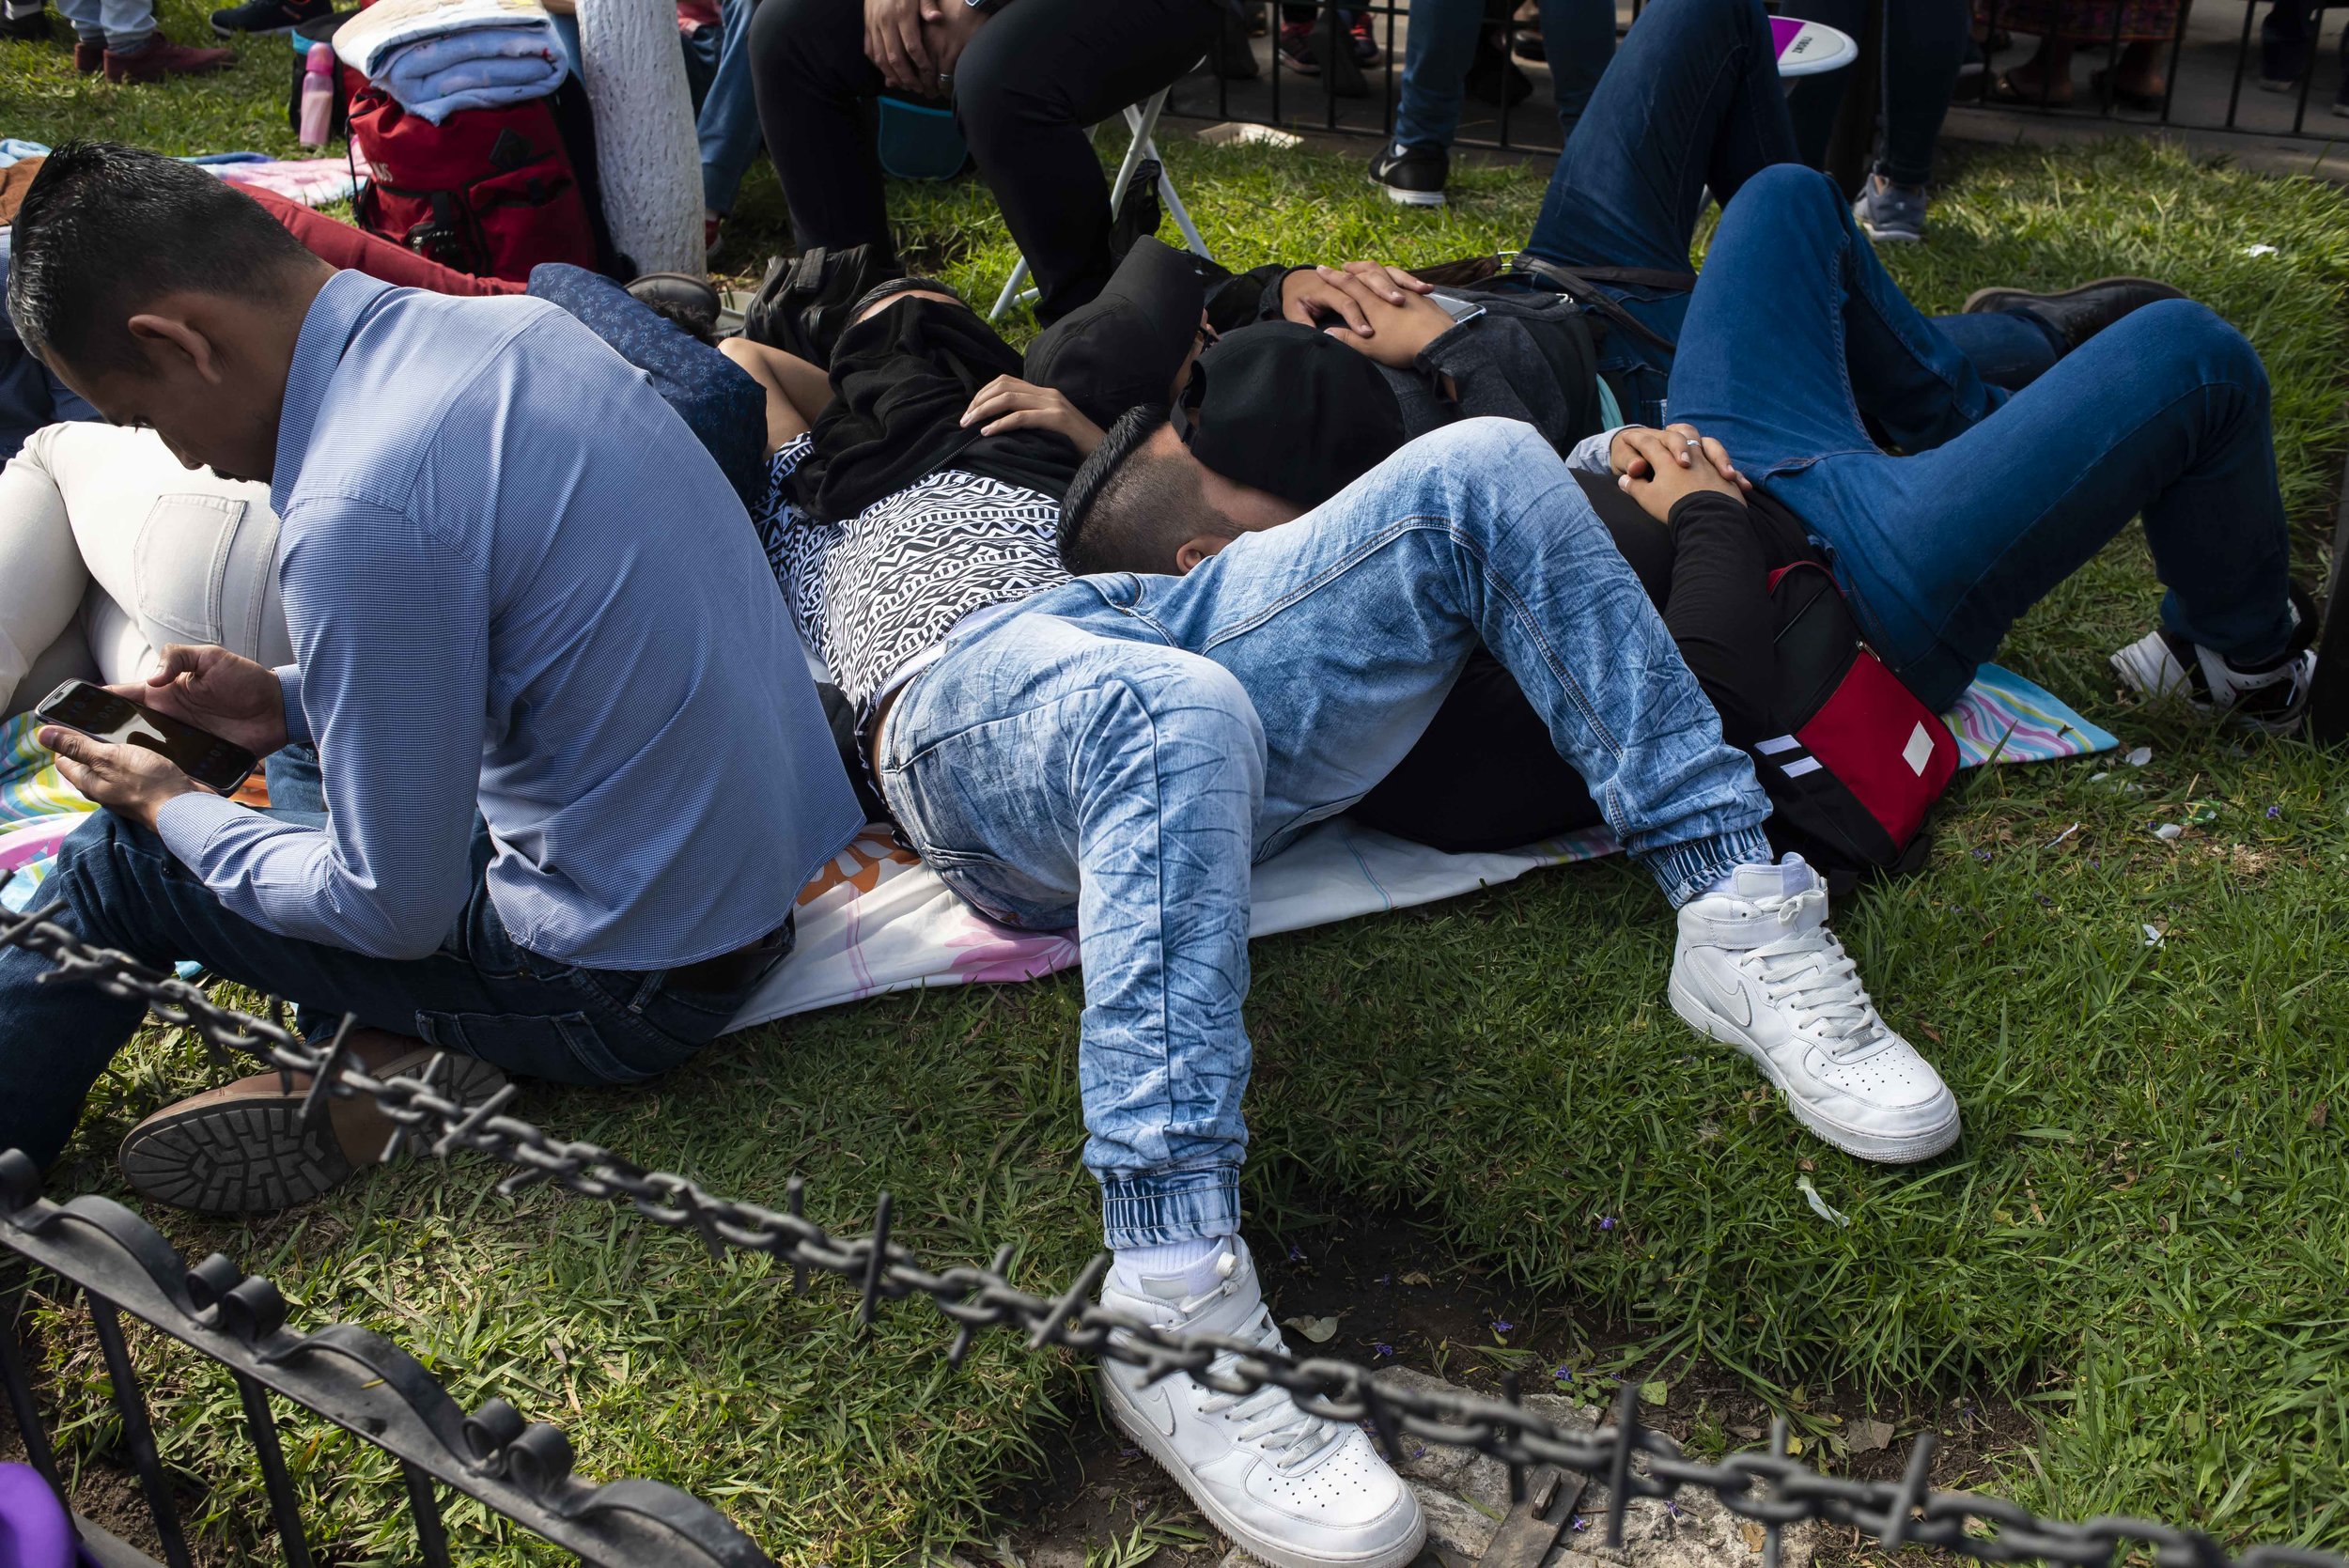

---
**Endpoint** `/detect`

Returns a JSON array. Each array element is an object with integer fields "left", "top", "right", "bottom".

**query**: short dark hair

[
  {"left": 7, "top": 141, "right": 318, "bottom": 375},
  {"left": 1058, "top": 404, "right": 1211, "bottom": 576}
]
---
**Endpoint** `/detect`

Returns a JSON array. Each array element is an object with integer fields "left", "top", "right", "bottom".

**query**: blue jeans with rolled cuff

[{"left": 878, "top": 420, "right": 1774, "bottom": 1249}]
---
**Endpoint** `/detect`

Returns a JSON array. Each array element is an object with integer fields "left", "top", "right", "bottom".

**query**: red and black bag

[
  {"left": 1752, "top": 561, "right": 1957, "bottom": 883},
  {"left": 347, "top": 84, "right": 598, "bottom": 283}
]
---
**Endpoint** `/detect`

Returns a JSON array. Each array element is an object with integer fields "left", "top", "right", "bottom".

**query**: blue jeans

[
  {"left": 54, "top": 0, "right": 150, "bottom": 49},
  {"left": 1669, "top": 164, "right": 2297, "bottom": 711},
  {"left": 1508, "top": 0, "right": 2059, "bottom": 425},
  {"left": 0, "top": 786, "right": 786, "bottom": 1169},
  {"left": 1392, "top": 0, "right": 1616, "bottom": 148},
  {"left": 689, "top": 0, "right": 763, "bottom": 216},
  {"left": 879, "top": 421, "right": 1774, "bottom": 1249}
]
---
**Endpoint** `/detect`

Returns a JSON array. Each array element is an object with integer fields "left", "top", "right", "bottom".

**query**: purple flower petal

[
  {"left": 1598, "top": 1216, "right": 1617, "bottom": 1231},
  {"left": 1492, "top": 1320, "right": 1513, "bottom": 1334}
]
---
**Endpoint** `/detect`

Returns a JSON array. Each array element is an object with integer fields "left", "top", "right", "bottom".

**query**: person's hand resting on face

[
  {"left": 1610, "top": 423, "right": 1752, "bottom": 525},
  {"left": 961, "top": 375, "right": 1107, "bottom": 455},
  {"left": 1280, "top": 261, "right": 1435, "bottom": 338}
]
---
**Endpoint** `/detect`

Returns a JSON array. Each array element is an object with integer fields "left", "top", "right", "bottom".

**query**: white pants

[{"left": 0, "top": 424, "right": 290, "bottom": 719}]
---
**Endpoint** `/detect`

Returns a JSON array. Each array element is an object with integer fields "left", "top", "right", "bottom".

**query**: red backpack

[
  {"left": 1753, "top": 562, "right": 1958, "bottom": 881},
  {"left": 348, "top": 84, "right": 598, "bottom": 283}
]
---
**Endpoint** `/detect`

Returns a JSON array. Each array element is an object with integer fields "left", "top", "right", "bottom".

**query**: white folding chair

[{"left": 988, "top": 84, "right": 1213, "bottom": 322}]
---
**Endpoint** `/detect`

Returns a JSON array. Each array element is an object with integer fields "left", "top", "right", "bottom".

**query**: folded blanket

[
  {"left": 373, "top": 25, "right": 566, "bottom": 123},
  {"left": 334, "top": 0, "right": 554, "bottom": 76}
]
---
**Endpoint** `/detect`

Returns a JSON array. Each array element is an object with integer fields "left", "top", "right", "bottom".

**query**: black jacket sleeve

[{"left": 1661, "top": 491, "right": 1781, "bottom": 746}]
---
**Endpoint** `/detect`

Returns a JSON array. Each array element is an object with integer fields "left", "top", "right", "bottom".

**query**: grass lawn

[{"left": 8, "top": 10, "right": 2349, "bottom": 1562}]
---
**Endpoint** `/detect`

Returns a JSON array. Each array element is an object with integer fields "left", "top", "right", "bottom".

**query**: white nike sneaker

[
  {"left": 1670, "top": 858, "right": 1960, "bottom": 1163},
  {"left": 2110, "top": 626, "right": 2317, "bottom": 734},
  {"left": 1097, "top": 1239, "right": 1425, "bottom": 1568}
]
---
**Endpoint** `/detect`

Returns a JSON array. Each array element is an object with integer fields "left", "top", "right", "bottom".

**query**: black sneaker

[
  {"left": 0, "top": 5, "right": 50, "bottom": 39},
  {"left": 1961, "top": 275, "right": 2185, "bottom": 353},
  {"left": 210, "top": 0, "right": 328, "bottom": 37},
  {"left": 1368, "top": 141, "right": 1447, "bottom": 208}
]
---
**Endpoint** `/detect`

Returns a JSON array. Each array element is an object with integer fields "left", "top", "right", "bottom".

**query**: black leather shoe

[
  {"left": 1961, "top": 275, "right": 2186, "bottom": 353},
  {"left": 0, "top": 7, "right": 51, "bottom": 39},
  {"left": 627, "top": 272, "right": 723, "bottom": 344}
]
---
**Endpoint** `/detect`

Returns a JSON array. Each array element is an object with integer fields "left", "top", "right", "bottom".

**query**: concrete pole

[{"left": 574, "top": 0, "right": 705, "bottom": 278}]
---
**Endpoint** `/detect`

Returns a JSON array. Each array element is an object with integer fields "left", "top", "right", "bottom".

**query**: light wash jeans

[
  {"left": 878, "top": 420, "right": 1774, "bottom": 1249},
  {"left": 54, "top": 0, "right": 151, "bottom": 49}
]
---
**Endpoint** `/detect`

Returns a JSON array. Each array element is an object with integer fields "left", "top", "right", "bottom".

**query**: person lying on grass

[
  {"left": 0, "top": 142, "right": 863, "bottom": 1215},
  {"left": 985, "top": 0, "right": 2201, "bottom": 855},
  {"left": 717, "top": 266, "right": 1967, "bottom": 1568}
]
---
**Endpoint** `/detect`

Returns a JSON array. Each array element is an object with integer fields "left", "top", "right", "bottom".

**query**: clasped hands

[{"left": 865, "top": 0, "right": 985, "bottom": 97}]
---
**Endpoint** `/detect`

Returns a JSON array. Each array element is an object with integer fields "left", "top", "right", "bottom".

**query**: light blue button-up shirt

[{"left": 155, "top": 272, "right": 863, "bottom": 968}]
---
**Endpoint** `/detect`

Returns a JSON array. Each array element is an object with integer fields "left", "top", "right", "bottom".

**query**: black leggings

[
  {"left": 749, "top": 0, "right": 1223, "bottom": 321},
  {"left": 1351, "top": 651, "right": 1604, "bottom": 854}
]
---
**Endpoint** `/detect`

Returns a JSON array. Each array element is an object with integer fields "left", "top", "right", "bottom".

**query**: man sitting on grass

[{"left": 0, "top": 142, "right": 863, "bottom": 1212}]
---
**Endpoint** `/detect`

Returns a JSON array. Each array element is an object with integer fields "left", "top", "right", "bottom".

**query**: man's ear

[
  {"left": 1174, "top": 535, "right": 1232, "bottom": 574},
  {"left": 125, "top": 313, "right": 224, "bottom": 385}
]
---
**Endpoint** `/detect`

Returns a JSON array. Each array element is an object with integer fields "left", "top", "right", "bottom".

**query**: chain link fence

[{"left": 1, "top": 906, "right": 2343, "bottom": 1568}]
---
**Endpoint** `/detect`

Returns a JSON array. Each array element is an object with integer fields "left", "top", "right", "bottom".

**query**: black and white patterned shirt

[{"left": 754, "top": 434, "right": 1069, "bottom": 711}]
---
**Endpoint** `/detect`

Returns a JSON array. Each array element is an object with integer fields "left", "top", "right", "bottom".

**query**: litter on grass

[
  {"left": 2126, "top": 746, "right": 2152, "bottom": 767},
  {"left": 1797, "top": 1177, "right": 1851, "bottom": 1227},
  {"left": 2245, "top": 243, "right": 2280, "bottom": 256},
  {"left": 2154, "top": 823, "right": 2186, "bottom": 840},
  {"left": 1195, "top": 122, "right": 1304, "bottom": 149},
  {"left": 2046, "top": 822, "right": 2081, "bottom": 848},
  {"left": 2143, "top": 924, "right": 2167, "bottom": 947}
]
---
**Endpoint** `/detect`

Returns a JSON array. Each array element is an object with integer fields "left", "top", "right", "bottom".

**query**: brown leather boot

[
  {"left": 117, "top": 1031, "right": 506, "bottom": 1215},
  {"left": 102, "top": 35, "right": 235, "bottom": 81}
]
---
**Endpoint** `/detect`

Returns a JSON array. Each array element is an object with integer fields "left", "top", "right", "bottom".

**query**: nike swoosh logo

[
  {"left": 1120, "top": 1370, "right": 1178, "bottom": 1437},
  {"left": 1693, "top": 951, "right": 1752, "bottom": 1029}
]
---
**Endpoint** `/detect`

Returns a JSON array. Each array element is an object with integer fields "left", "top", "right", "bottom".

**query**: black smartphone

[{"left": 33, "top": 679, "right": 259, "bottom": 795}]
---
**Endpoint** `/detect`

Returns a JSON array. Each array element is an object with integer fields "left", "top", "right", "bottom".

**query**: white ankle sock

[
  {"left": 1113, "top": 1234, "right": 1228, "bottom": 1296},
  {"left": 1702, "top": 855, "right": 1814, "bottom": 901}
]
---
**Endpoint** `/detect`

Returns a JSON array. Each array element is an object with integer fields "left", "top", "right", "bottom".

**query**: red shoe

[
  {"left": 103, "top": 35, "right": 235, "bottom": 80},
  {"left": 1275, "top": 19, "right": 1319, "bottom": 73},
  {"left": 71, "top": 37, "right": 101, "bottom": 70}
]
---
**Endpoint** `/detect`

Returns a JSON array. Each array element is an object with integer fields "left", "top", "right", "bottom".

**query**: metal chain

[{"left": 2, "top": 907, "right": 2337, "bottom": 1568}]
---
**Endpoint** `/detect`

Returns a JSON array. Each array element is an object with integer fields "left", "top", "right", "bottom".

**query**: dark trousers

[
  {"left": 0, "top": 791, "right": 786, "bottom": 1171},
  {"left": 748, "top": 0, "right": 1222, "bottom": 321},
  {"left": 1783, "top": 0, "right": 1970, "bottom": 188}
]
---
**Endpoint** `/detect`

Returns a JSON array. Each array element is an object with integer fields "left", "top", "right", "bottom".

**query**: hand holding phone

[
  {"left": 130, "top": 644, "right": 290, "bottom": 759},
  {"left": 34, "top": 679, "right": 260, "bottom": 829}
]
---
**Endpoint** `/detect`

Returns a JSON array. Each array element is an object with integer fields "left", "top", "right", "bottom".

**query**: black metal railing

[
  {"left": 3, "top": 909, "right": 2348, "bottom": 1566},
  {"left": 0, "top": 1162, "right": 775, "bottom": 1566},
  {"left": 1159, "top": 1, "right": 2349, "bottom": 160}
]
